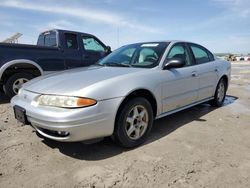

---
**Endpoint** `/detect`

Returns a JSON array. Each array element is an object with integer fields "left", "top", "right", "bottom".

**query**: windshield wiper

[
  {"left": 92, "top": 63, "right": 104, "bottom": 66},
  {"left": 104, "top": 62, "right": 131, "bottom": 67}
]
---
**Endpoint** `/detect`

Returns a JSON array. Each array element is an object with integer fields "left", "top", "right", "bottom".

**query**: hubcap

[
  {"left": 13, "top": 78, "right": 29, "bottom": 94},
  {"left": 125, "top": 105, "right": 149, "bottom": 140},
  {"left": 217, "top": 81, "right": 225, "bottom": 102}
]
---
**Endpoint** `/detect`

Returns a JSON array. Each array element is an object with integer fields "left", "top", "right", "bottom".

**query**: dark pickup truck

[{"left": 0, "top": 29, "right": 111, "bottom": 97}]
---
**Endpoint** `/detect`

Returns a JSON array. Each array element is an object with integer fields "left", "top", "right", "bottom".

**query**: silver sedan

[{"left": 11, "top": 41, "right": 231, "bottom": 148}]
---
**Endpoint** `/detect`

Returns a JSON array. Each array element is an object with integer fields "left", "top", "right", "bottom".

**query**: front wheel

[
  {"left": 210, "top": 78, "right": 226, "bottom": 107},
  {"left": 3, "top": 72, "right": 34, "bottom": 98},
  {"left": 113, "top": 97, "right": 154, "bottom": 148}
]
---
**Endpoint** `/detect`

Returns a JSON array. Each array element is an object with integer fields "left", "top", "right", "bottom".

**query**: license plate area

[{"left": 14, "top": 106, "right": 28, "bottom": 124}]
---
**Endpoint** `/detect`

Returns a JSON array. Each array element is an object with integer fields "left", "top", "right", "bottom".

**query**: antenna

[
  {"left": 2, "top": 33, "right": 23, "bottom": 43},
  {"left": 117, "top": 27, "right": 120, "bottom": 48}
]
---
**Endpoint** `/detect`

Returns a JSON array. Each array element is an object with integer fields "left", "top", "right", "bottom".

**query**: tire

[
  {"left": 210, "top": 78, "right": 226, "bottom": 107},
  {"left": 113, "top": 97, "right": 154, "bottom": 148},
  {"left": 3, "top": 72, "right": 34, "bottom": 98}
]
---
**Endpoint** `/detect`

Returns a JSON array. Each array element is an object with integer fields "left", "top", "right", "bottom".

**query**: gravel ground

[{"left": 0, "top": 62, "right": 250, "bottom": 188}]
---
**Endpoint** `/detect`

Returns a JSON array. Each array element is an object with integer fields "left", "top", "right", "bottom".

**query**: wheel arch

[
  {"left": 114, "top": 88, "right": 158, "bottom": 127},
  {"left": 0, "top": 59, "right": 43, "bottom": 82},
  {"left": 220, "top": 75, "right": 229, "bottom": 91}
]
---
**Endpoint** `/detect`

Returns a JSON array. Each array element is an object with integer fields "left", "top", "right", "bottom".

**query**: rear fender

[{"left": 0, "top": 59, "right": 43, "bottom": 80}]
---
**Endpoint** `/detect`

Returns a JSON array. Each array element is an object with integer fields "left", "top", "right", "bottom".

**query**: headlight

[{"left": 36, "top": 95, "right": 97, "bottom": 108}]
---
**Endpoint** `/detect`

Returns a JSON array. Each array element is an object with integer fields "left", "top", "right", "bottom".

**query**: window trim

[{"left": 207, "top": 50, "right": 215, "bottom": 61}]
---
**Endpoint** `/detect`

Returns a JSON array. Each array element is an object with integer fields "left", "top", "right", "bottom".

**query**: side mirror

[
  {"left": 58, "top": 45, "right": 64, "bottom": 51},
  {"left": 163, "top": 58, "right": 185, "bottom": 70},
  {"left": 105, "top": 46, "right": 112, "bottom": 54}
]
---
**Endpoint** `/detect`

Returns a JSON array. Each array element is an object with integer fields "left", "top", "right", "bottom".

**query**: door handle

[
  {"left": 191, "top": 71, "right": 198, "bottom": 77},
  {"left": 214, "top": 67, "right": 219, "bottom": 72}
]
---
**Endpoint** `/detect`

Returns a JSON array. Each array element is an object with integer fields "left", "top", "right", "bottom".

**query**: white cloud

[
  {"left": 0, "top": 0, "right": 162, "bottom": 34},
  {"left": 212, "top": 0, "right": 250, "bottom": 17},
  {"left": 182, "top": 0, "right": 250, "bottom": 33},
  {"left": 38, "top": 20, "right": 78, "bottom": 32},
  {"left": 207, "top": 36, "right": 250, "bottom": 54}
]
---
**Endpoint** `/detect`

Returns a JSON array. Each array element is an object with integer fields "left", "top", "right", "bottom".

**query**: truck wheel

[
  {"left": 113, "top": 97, "right": 154, "bottom": 148},
  {"left": 3, "top": 73, "right": 34, "bottom": 98}
]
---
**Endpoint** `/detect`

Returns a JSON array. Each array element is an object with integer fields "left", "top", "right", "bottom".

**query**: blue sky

[{"left": 0, "top": 0, "right": 249, "bottom": 54}]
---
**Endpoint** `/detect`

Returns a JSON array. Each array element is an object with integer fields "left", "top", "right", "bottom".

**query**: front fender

[{"left": 74, "top": 70, "right": 163, "bottom": 115}]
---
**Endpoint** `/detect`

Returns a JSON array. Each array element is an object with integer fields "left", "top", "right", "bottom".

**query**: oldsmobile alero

[{"left": 11, "top": 41, "right": 231, "bottom": 148}]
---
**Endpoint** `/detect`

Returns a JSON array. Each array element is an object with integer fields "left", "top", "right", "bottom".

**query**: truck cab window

[
  {"left": 82, "top": 37, "right": 105, "bottom": 52},
  {"left": 37, "top": 35, "right": 44, "bottom": 46},
  {"left": 44, "top": 31, "right": 57, "bottom": 47},
  {"left": 65, "top": 34, "right": 78, "bottom": 49}
]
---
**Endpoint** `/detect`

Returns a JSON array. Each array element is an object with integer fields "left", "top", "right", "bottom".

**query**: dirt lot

[{"left": 0, "top": 62, "right": 250, "bottom": 188}]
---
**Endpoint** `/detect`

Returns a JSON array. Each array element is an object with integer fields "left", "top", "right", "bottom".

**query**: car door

[
  {"left": 64, "top": 33, "right": 83, "bottom": 69},
  {"left": 188, "top": 43, "right": 218, "bottom": 101},
  {"left": 161, "top": 43, "right": 199, "bottom": 113},
  {"left": 81, "top": 36, "right": 107, "bottom": 66}
]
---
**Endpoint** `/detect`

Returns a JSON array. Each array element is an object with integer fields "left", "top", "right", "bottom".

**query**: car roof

[
  {"left": 122, "top": 41, "right": 213, "bottom": 54},
  {"left": 124, "top": 40, "right": 195, "bottom": 45},
  {"left": 40, "top": 29, "right": 94, "bottom": 37}
]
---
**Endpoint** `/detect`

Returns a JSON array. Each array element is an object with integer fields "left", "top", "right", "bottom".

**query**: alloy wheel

[
  {"left": 217, "top": 81, "right": 225, "bottom": 103},
  {"left": 125, "top": 105, "right": 149, "bottom": 140}
]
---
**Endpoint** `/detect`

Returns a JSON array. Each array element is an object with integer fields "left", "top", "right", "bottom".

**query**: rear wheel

[
  {"left": 210, "top": 78, "right": 226, "bottom": 107},
  {"left": 3, "top": 72, "right": 34, "bottom": 98},
  {"left": 113, "top": 97, "right": 154, "bottom": 148}
]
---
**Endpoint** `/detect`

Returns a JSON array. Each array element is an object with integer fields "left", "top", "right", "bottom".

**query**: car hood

[{"left": 24, "top": 66, "right": 146, "bottom": 96}]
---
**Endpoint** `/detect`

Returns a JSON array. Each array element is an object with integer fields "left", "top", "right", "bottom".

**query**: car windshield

[{"left": 98, "top": 42, "right": 169, "bottom": 68}]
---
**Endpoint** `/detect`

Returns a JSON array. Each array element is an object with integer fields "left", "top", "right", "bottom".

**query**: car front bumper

[{"left": 11, "top": 90, "right": 123, "bottom": 142}]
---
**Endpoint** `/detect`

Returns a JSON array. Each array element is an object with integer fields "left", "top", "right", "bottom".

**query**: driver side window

[
  {"left": 167, "top": 44, "right": 192, "bottom": 66},
  {"left": 82, "top": 37, "right": 105, "bottom": 52}
]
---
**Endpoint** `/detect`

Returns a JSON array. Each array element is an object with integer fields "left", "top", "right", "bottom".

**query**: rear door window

[
  {"left": 65, "top": 33, "right": 78, "bottom": 49},
  {"left": 44, "top": 31, "right": 57, "bottom": 47},
  {"left": 190, "top": 45, "right": 210, "bottom": 64}
]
